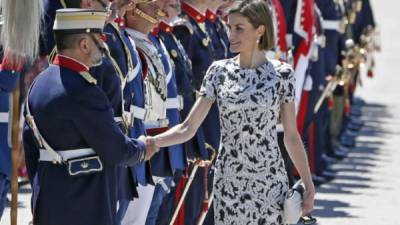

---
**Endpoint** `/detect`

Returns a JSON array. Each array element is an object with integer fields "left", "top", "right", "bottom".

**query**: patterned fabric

[{"left": 199, "top": 58, "right": 295, "bottom": 225}]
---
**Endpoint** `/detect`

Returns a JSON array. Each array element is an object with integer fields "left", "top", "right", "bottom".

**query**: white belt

[
  {"left": 131, "top": 105, "right": 148, "bottom": 120},
  {"left": 115, "top": 106, "right": 149, "bottom": 125},
  {"left": 0, "top": 112, "right": 9, "bottom": 123},
  {"left": 39, "top": 148, "right": 96, "bottom": 162},
  {"left": 166, "top": 95, "right": 183, "bottom": 110},
  {"left": 322, "top": 20, "right": 341, "bottom": 31},
  {"left": 114, "top": 117, "right": 123, "bottom": 123}
]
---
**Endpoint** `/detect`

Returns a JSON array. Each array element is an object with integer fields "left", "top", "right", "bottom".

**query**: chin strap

[{"left": 134, "top": 8, "right": 158, "bottom": 24}]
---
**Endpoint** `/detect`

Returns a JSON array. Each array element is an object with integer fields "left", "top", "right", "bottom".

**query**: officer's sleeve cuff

[
  {"left": 137, "top": 139, "right": 147, "bottom": 163},
  {"left": 1, "top": 57, "right": 25, "bottom": 72}
]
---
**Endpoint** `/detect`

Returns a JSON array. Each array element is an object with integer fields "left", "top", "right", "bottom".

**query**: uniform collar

[
  {"left": 126, "top": 28, "right": 150, "bottom": 42},
  {"left": 206, "top": 9, "right": 217, "bottom": 23},
  {"left": 181, "top": 1, "right": 206, "bottom": 23},
  {"left": 114, "top": 17, "right": 125, "bottom": 29},
  {"left": 159, "top": 21, "right": 174, "bottom": 34},
  {"left": 150, "top": 27, "right": 160, "bottom": 37},
  {"left": 53, "top": 54, "right": 89, "bottom": 72}
]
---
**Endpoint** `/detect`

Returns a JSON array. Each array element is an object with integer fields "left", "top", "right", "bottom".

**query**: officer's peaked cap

[{"left": 53, "top": 9, "right": 107, "bottom": 34}]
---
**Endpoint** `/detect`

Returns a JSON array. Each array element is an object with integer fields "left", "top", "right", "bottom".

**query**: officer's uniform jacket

[
  {"left": 119, "top": 25, "right": 154, "bottom": 186},
  {"left": 126, "top": 28, "right": 175, "bottom": 179},
  {"left": 39, "top": 0, "right": 64, "bottom": 56},
  {"left": 353, "top": 0, "right": 375, "bottom": 43},
  {"left": 205, "top": 9, "right": 229, "bottom": 60},
  {"left": 157, "top": 21, "right": 208, "bottom": 161},
  {"left": 149, "top": 30, "right": 186, "bottom": 174},
  {"left": 22, "top": 55, "right": 146, "bottom": 225},
  {"left": 93, "top": 21, "right": 150, "bottom": 198},
  {"left": 173, "top": 1, "right": 219, "bottom": 155},
  {"left": 0, "top": 61, "right": 22, "bottom": 177},
  {"left": 316, "top": 0, "right": 344, "bottom": 77}
]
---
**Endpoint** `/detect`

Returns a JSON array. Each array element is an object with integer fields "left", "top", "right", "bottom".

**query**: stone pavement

[
  {"left": 1, "top": 0, "right": 400, "bottom": 224},
  {"left": 313, "top": 0, "right": 400, "bottom": 224}
]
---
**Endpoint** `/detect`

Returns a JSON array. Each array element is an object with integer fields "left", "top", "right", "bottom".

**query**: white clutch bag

[{"left": 283, "top": 180, "right": 305, "bottom": 224}]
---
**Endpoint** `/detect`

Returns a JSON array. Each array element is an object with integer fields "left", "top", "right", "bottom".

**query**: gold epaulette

[
  {"left": 172, "top": 16, "right": 194, "bottom": 35},
  {"left": 48, "top": 47, "right": 57, "bottom": 65},
  {"left": 79, "top": 71, "right": 97, "bottom": 85}
]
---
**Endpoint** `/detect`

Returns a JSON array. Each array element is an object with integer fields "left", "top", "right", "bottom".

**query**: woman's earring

[{"left": 256, "top": 37, "right": 260, "bottom": 44}]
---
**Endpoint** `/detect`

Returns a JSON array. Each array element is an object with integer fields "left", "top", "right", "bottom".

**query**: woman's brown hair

[{"left": 228, "top": 0, "right": 275, "bottom": 50}]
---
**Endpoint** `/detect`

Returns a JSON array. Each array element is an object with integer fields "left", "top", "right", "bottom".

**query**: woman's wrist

[{"left": 147, "top": 136, "right": 160, "bottom": 152}]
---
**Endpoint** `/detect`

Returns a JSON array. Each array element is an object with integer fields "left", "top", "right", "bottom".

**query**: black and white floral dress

[{"left": 199, "top": 58, "right": 296, "bottom": 225}]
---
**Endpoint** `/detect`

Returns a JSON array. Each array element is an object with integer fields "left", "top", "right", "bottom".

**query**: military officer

[
  {"left": 315, "top": 0, "right": 346, "bottom": 162},
  {"left": 0, "top": 53, "right": 25, "bottom": 220},
  {"left": 91, "top": 0, "right": 143, "bottom": 203},
  {"left": 122, "top": 1, "right": 176, "bottom": 224},
  {"left": 171, "top": 0, "right": 219, "bottom": 223},
  {"left": 145, "top": 3, "right": 196, "bottom": 223},
  {"left": 153, "top": 0, "right": 211, "bottom": 223},
  {"left": 39, "top": 0, "right": 94, "bottom": 56},
  {"left": 22, "top": 9, "right": 157, "bottom": 225},
  {"left": 205, "top": 0, "right": 230, "bottom": 60}
]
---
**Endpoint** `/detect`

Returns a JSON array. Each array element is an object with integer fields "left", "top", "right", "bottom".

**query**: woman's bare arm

[
  {"left": 153, "top": 96, "right": 214, "bottom": 147},
  {"left": 280, "top": 101, "right": 315, "bottom": 215}
]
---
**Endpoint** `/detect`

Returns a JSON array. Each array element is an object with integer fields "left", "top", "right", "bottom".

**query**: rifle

[
  {"left": 169, "top": 160, "right": 212, "bottom": 225},
  {"left": 10, "top": 79, "right": 21, "bottom": 225}
]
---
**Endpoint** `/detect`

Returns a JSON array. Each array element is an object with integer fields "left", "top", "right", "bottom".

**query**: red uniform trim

[
  {"left": 205, "top": 9, "right": 217, "bottom": 23},
  {"left": 181, "top": 1, "right": 206, "bottom": 23},
  {"left": 53, "top": 54, "right": 89, "bottom": 72}
]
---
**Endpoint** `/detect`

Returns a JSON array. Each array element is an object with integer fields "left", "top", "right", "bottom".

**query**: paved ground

[
  {"left": 312, "top": 0, "right": 400, "bottom": 224},
  {"left": 1, "top": 0, "right": 400, "bottom": 225}
]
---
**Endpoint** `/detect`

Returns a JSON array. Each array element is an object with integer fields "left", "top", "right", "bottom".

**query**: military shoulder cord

[
  {"left": 102, "top": 42, "right": 131, "bottom": 131},
  {"left": 130, "top": 34, "right": 168, "bottom": 100},
  {"left": 25, "top": 81, "right": 64, "bottom": 164},
  {"left": 109, "top": 22, "right": 135, "bottom": 77}
]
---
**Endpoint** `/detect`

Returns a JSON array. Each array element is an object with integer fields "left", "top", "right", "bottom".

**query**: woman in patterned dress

[{"left": 150, "top": 0, "right": 315, "bottom": 224}]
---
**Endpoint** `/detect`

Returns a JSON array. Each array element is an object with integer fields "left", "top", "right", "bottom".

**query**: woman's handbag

[{"left": 283, "top": 180, "right": 305, "bottom": 224}]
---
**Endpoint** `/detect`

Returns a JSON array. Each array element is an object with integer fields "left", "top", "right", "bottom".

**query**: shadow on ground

[{"left": 312, "top": 101, "right": 392, "bottom": 221}]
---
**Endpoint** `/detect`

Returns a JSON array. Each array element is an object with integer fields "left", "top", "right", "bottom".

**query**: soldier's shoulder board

[{"left": 172, "top": 17, "right": 194, "bottom": 35}]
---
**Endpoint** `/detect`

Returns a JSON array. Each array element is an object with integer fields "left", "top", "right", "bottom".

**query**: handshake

[{"left": 138, "top": 136, "right": 160, "bottom": 161}]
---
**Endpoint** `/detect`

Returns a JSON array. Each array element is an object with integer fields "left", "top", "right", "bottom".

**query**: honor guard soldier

[
  {"left": 0, "top": 52, "right": 24, "bottom": 220},
  {"left": 205, "top": 0, "right": 230, "bottom": 60},
  {"left": 122, "top": 1, "right": 175, "bottom": 224},
  {"left": 39, "top": 2, "right": 148, "bottom": 224},
  {"left": 40, "top": 0, "right": 93, "bottom": 56},
  {"left": 301, "top": 5, "right": 334, "bottom": 184},
  {"left": 91, "top": 1, "right": 158, "bottom": 224},
  {"left": 315, "top": 0, "right": 346, "bottom": 161},
  {"left": 87, "top": 1, "right": 153, "bottom": 224},
  {"left": 22, "top": 9, "right": 157, "bottom": 225},
  {"left": 146, "top": 11, "right": 188, "bottom": 225},
  {"left": 172, "top": 1, "right": 218, "bottom": 224},
  {"left": 153, "top": 1, "right": 211, "bottom": 224}
]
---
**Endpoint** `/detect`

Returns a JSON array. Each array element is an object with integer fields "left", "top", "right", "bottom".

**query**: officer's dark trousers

[{"left": 0, "top": 173, "right": 10, "bottom": 220}]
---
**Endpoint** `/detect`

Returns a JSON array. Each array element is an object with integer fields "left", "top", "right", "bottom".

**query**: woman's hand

[{"left": 302, "top": 184, "right": 316, "bottom": 216}]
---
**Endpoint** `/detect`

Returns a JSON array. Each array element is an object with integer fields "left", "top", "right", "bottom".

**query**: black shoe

[
  {"left": 336, "top": 144, "right": 350, "bottom": 153},
  {"left": 348, "top": 122, "right": 362, "bottom": 131},
  {"left": 344, "top": 129, "right": 358, "bottom": 137},
  {"left": 320, "top": 171, "right": 336, "bottom": 181},
  {"left": 340, "top": 135, "right": 355, "bottom": 148},
  {"left": 351, "top": 108, "right": 362, "bottom": 117},
  {"left": 299, "top": 215, "right": 317, "bottom": 224},
  {"left": 322, "top": 154, "right": 338, "bottom": 164}
]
